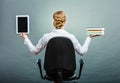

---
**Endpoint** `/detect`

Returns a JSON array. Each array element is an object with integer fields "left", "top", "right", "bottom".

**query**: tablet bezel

[{"left": 16, "top": 15, "right": 29, "bottom": 34}]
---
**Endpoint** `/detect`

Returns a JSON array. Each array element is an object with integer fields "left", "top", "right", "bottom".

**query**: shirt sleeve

[
  {"left": 24, "top": 35, "right": 47, "bottom": 55},
  {"left": 73, "top": 36, "right": 91, "bottom": 55}
]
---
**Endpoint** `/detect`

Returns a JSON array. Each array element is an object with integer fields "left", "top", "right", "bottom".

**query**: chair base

[{"left": 37, "top": 59, "right": 84, "bottom": 82}]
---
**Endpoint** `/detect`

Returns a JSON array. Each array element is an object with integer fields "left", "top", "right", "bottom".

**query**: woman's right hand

[
  {"left": 89, "top": 34, "right": 101, "bottom": 38},
  {"left": 20, "top": 33, "right": 28, "bottom": 39}
]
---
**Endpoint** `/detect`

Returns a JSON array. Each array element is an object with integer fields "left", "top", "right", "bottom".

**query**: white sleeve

[
  {"left": 24, "top": 36, "right": 47, "bottom": 55},
  {"left": 73, "top": 36, "right": 91, "bottom": 55}
]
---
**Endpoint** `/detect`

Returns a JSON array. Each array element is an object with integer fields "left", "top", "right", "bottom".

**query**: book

[{"left": 86, "top": 27, "right": 104, "bottom": 36}]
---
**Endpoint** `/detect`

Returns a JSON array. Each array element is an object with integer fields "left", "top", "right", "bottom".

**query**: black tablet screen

[{"left": 18, "top": 17, "right": 28, "bottom": 33}]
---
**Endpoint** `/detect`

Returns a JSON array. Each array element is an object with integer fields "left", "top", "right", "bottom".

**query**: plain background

[{"left": 0, "top": 0, "right": 120, "bottom": 83}]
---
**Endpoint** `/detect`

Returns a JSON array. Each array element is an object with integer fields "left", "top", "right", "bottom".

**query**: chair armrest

[
  {"left": 37, "top": 59, "right": 46, "bottom": 79},
  {"left": 76, "top": 59, "right": 84, "bottom": 79}
]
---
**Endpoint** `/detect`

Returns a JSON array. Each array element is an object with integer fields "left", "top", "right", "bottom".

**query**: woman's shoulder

[
  {"left": 42, "top": 33, "right": 50, "bottom": 38},
  {"left": 67, "top": 32, "right": 76, "bottom": 38}
]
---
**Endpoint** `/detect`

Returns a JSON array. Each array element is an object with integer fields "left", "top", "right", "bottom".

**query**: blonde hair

[{"left": 53, "top": 11, "right": 66, "bottom": 29}]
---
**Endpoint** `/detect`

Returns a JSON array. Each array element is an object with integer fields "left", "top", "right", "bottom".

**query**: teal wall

[{"left": 0, "top": 0, "right": 120, "bottom": 83}]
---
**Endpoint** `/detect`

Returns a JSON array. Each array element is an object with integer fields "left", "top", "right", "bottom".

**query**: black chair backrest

[{"left": 44, "top": 37, "right": 76, "bottom": 73}]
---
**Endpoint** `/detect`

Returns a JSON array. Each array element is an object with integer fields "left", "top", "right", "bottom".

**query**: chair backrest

[{"left": 44, "top": 37, "right": 76, "bottom": 73}]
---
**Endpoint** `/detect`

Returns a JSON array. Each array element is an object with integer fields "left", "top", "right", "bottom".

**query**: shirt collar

[{"left": 52, "top": 28, "right": 64, "bottom": 32}]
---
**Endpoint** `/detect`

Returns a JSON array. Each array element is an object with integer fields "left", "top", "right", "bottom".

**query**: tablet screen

[{"left": 16, "top": 15, "right": 29, "bottom": 34}]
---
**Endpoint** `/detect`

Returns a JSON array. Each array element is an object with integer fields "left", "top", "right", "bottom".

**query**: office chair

[{"left": 37, "top": 37, "right": 84, "bottom": 83}]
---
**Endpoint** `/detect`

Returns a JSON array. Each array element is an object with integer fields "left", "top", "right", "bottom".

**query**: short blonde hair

[{"left": 53, "top": 11, "right": 66, "bottom": 29}]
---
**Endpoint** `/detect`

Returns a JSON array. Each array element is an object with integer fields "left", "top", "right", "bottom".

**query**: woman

[
  {"left": 20, "top": 11, "right": 99, "bottom": 83},
  {"left": 20, "top": 11, "right": 98, "bottom": 55}
]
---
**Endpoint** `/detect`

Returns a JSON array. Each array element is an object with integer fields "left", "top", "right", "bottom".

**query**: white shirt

[{"left": 24, "top": 28, "right": 91, "bottom": 55}]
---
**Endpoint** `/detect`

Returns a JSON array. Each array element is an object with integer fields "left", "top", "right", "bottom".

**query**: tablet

[
  {"left": 86, "top": 27, "right": 104, "bottom": 36},
  {"left": 16, "top": 15, "right": 29, "bottom": 34}
]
